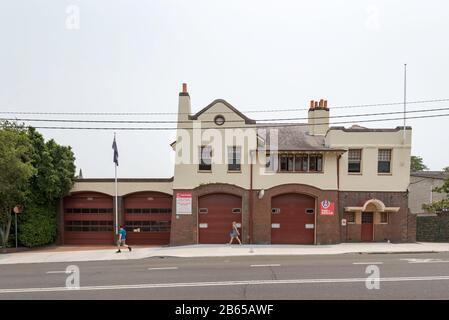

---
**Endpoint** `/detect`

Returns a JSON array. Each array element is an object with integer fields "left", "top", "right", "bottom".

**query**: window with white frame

[
  {"left": 228, "top": 146, "right": 241, "bottom": 171},
  {"left": 378, "top": 149, "right": 392, "bottom": 173},
  {"left": 348, "top": 149, "right": 362, "bottom": 173}
]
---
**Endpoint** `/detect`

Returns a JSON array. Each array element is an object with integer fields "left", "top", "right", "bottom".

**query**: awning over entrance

[{"left": 344, "top": 198, "right": 400, "bottom": 213}]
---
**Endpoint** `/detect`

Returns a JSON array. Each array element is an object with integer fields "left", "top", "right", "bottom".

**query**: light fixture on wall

[{"left": 257, "top": 189, "right": 265, "bottom": 199}]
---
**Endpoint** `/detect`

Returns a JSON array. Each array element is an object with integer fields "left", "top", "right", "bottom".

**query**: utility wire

[
  {"left": 2, "top": 106, "right": 449, "bottom": 124},
  {"left": 13, "top": 112, "right": 449, "bottom": 130},
  {"left": 1, "top": 98, "right": 449, "bottom": 116}
]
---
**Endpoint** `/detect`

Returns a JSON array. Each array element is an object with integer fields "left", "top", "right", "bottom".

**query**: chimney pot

[
  {"left": 310, "top": 100, "right": 314, "bottom": 109},
  {"left": 319, "top": 99, "right": 324, "bottom": 108},
  {"left": 324, "top": 100, "right": 328, "bottom": 108},
  {"left": 314, "top": 101, "right": 319, "bottom": 108},
  {"left": 182, "top": 83, "right": 187, "bottom": 93}
]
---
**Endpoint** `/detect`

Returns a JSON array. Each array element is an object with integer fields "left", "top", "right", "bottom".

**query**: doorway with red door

[{"left": 361, "top": 212, "right": 374, "bottom": 242}]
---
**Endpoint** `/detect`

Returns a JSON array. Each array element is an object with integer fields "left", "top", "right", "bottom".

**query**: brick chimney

[
  {"left": 308, "top": 99, "right": 330, "bottom": 136},
  {"left": 178, "top": 83, "right": 191, "bottom": 124}
]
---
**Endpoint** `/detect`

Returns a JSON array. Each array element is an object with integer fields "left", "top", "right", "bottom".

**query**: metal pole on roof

[{"left": 403, "top": 63, "right": 407, "bottom": 143}]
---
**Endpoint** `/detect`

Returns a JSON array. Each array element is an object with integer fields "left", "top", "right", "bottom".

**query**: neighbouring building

[
  {"left": 409, "top": 171, "right": 449, "bottom": 215},
  {"left": 58, "top": 84, "right": 415, "bottom": 246}
]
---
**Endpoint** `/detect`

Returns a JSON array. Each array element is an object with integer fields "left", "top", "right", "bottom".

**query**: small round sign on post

[{"left": 13, "top": 205, "right": 23, "bottom": 214}]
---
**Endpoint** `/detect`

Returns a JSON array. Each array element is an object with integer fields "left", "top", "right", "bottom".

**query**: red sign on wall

[{"left": 320, "top": 200, "right": 335, "bottom": 216}]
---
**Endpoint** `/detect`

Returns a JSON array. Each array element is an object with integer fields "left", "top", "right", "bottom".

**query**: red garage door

[
  {"left": 198, "top": 193, "right": 242, "bottom": 244},
  {"left": 63, "top": 192, "right": 114, "bottom": 245},
  {"left": 271, "top": 193, "right": 315, "bottom": 244},
  {"left": 124, "top": 192, "right": 172, "bottom": 245}
]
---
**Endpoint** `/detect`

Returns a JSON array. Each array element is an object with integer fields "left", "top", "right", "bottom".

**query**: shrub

[{"left": 18, "top": 206, "right": 57, "bottom": 248}]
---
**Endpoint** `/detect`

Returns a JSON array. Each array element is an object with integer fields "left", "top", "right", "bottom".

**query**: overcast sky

[{"left": 1, "top": 0, "right": 448, "bottom": 178}]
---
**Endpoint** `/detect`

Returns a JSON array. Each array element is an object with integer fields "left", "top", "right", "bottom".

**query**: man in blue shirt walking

[{"left": 116, "top": 225, "right": 132, "bottom": 253}]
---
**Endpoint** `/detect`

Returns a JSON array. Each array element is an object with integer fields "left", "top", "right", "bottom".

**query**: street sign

[{"left": 176, "top": 192, "right": 192, "bottom": 215}]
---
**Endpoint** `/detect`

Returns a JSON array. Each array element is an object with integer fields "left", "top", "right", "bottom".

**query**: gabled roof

[{"left": 188, "top": 99, "right": 256, "bottom": 124}]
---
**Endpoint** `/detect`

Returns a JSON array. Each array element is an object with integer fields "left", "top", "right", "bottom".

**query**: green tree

[
  {"left": 0, "top": 122, "right": 35, "bottom": 250},
  {"left": 18, "top": 128, "right": 76, "bottom": 247},
  {"left": 410, "top": 155, "right": 429, "bottom": 172}
]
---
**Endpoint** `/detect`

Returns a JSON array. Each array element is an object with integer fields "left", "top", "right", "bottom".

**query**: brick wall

[{"left": 417, "top": 212, "right": 449, "bottom": 242}]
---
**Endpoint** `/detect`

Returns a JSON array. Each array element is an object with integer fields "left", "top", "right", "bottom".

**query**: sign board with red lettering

[
  {"left": 320, "top": 200, "right": 335, "bottom": 216},
  {"left": 176, "top": 192, "right": 192, "bottom": 215}
]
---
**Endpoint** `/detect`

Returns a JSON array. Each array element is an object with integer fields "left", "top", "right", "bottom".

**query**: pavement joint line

[
  {"left": 147, "top": 267, "right": 178, "bottom": 270},
  {"left": 250, "top": 264, "right": 281, "bottom": 267},
  {"left": 3, "top": 275, "right": 449, "bottom": 294},
  {"left": 352, "top": 262, "right": 384, "bottom": 265}
]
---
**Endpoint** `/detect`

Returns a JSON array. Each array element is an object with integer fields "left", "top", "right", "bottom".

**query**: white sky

[{"left": 1, "top": 0, "right": 448, "bottom": 178}]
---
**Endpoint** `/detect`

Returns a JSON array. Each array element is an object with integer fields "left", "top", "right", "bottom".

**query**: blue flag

[{"left": 112, "top": 136, "right": 119, "bottom": 166}]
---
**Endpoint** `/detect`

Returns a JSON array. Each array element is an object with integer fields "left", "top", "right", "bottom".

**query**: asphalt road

[{"left": 1, "top": 252, "right": 449, "bottom": 299}]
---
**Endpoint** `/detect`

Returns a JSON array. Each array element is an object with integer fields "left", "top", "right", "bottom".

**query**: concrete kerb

[{"left": 1, "top": 243, "right": 449, "bottom": 265}]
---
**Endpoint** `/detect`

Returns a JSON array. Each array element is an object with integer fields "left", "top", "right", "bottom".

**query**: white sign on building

[{"left": 176, "top": 192, "right": 192, "bottom": 215}]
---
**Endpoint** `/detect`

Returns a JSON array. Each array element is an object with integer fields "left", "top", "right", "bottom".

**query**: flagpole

[
  {"left": 114, "top": 132, "right": 118, "bottom": 235},
  {"left": 403, "top": 63, "right": 407, "bottom": 143}
]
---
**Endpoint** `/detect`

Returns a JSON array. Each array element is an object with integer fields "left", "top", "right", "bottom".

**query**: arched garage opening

[
  {"left": 271, "top": 193, "right": 316, "bottom": 244},
  {"left": 123, "top": 191, "right": 172, "bottom": 245},
  {"left": 198, "top": 193, "right": 242, "bottom": 244},
  {"left": 63, "top": 191, "right": 114, "bottom": 245}
]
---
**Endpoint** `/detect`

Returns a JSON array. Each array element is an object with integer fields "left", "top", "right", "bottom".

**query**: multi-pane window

[
  {"left": 125, "top": 220, "right": 171, "bottom": 232},
  {"left": 265, "top": 153, "right": 276, "bottom": 171},
  {"left": 348, "top": 149, "right": 362, "bottom": 173},
  {"left": 345, "top": 212, "right": 355, "bottom": 223},
  {"left": 65, "top": 220, "right": 113, "bottom": 232},
  {"left": 199, "top": 146, "right": 212, "bottom": 171},
  {"left": 125, "top": 208, "right": 171, "bottom": 214},
  {"left": 64, "top": 208, "right": 113, "bottom": 214},
  {"left": 378, "top": 149, "right": 392, "bottom": 173},
  {"left": 295, "top": 154, "right": 309, "bottom": 172},
  {"left": 309, "top": 154, "right": 323, "bottom": 172},
  {"left": 280, "top": 155, "right": 294, "bottom": 172},
  {"left": 228, "top": 146, "right": 241, "bottom": 171},
  {"left": 270, "top": 153, "right": 323, "bottom": 173},
  {"left": 380, "top": 212, "right": 389, "bottom": 224}
]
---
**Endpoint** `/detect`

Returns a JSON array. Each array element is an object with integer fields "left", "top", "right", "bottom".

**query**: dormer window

[{"left": 214, "top": 115, "right": 225, "bottom": 126}]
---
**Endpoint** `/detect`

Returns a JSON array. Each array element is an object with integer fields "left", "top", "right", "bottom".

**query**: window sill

[
  {"left": 227, "top": 170, "right": 242, "bottom": 173},
  {"left": 197, "top": 170, "right": 212, "bottom": 173},
  {"left": 348, "top": 172, "right": 362, "bottom": 175},
  {"left": 377, "top": 173, "right": 392, "bottom": 176}
]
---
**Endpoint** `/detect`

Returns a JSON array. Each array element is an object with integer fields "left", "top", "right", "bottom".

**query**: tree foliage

[
  {"left": 410, "top": 155, "right": 429, "bottom": 172},
  {"left": 0, "top": 122, "right": 35, "bottom": 248},
  {"left": 0, "top": 123, "right": 76, "bottom": 248}
]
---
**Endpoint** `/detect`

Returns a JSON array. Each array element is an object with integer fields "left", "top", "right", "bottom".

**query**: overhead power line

[
  {"left": 12, "top": 112, "right": 449, "bottom": 130},
  {"left": 1, "top": 98, "right": 449, "bottom": 116},
  {"left": 2, "top": 106, "right": 449, "bottom": 124}
]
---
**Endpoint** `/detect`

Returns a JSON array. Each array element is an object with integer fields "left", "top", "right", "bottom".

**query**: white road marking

[
  {"left": 2, "top": 275, "right": 449, "bottom": 294},
  {"left": 46, "top": 271, "right": 72, "bottom": 274},
  {"left": 352, "top": 262, "right": 384, "bottom": 265},
  {"left": 147, "top": 267, "right": 178, "bottom": 271},
  {"left": 400, "top": 258, "right": 449, "bottom": 264},
  {"left": 250, "top": 264, "right": 281, "bottom": 267}
]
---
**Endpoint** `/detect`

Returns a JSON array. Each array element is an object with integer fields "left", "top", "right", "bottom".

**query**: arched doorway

[{"left": 198, "top": 193, "right": 242, "bottom": 244}]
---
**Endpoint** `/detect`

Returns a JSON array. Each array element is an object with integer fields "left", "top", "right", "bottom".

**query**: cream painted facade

[
  {"left": 327, "top": 128, "right": 412, "bottom": 192},
  {"left": 71, "top": 179, "right": 173, "bottom": 196}
]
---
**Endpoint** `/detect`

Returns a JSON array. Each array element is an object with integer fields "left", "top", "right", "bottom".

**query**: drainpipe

[
  {"left": 337, "top": 153, "right": 342, "bottom": 242},
  {"left": 249, "top": 150, "right": 254, "bottom": 244}
]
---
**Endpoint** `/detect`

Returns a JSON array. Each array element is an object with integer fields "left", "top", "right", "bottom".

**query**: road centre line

[
  {"left": 46, "top": 271, "right": 72, "bottom": 274},
  {"left": 3, "top": 275, "right": 449, "bottom": 294},
  {"left": 147, "top": 267, "right": 178, "bottom": 270},
  {"left": 352, "top": 262, "right": 384, "bottom": 265},
  {"left": 250, "top": 264, "right": 281, "bottom": 267}
]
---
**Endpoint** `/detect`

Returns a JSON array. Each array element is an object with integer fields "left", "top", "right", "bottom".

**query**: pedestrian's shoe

[
  {"left": 116, "top": 250, "right": 121, "bottom": 253},
  {"left": 128, "top": 247, "right": 132, "bottom": 252}
]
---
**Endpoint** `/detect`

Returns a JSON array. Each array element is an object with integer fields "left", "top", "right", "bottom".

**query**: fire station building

[{"left": 58, "top": 84, "right": 416, "bottom": 246}]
